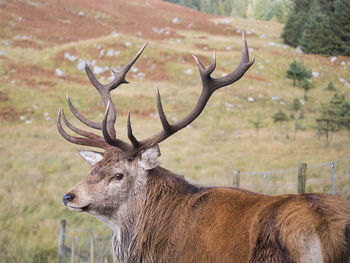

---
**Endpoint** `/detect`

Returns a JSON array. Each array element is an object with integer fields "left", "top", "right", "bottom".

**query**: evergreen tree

[
  {"left": 299, "top": 80, "right": 315, "bottom": 101},
  {"left": 273, "top": 109, "right": 289, "bottom": 127},
  {"left": 315, "top": 93, "right": 347, "bottom": 146},
  {"left": 281, "top": 0, "right": 349, "bottom": 56},
  {"left": 326, "top": 81, "right": 336, "bottom": 91},
  {"left": 200, "top": 0, "right": 219, "bottom": 15},
  {"left": 229, "top": 0, "right": 248, "bottom": 17},
  {"left": 163, "top": 0, "right": 248, "bottom": 17},
  {"left": 290, "top": 98, "right": 303, "bottom": 113},
  {"left": 178, "top": 0, "right": 200, "bottom": 11},
  {"left": 253, "top": 0, "right": 273, "bottom": 21},
  {"left": 281, "top": 0, "right": 312, "bottom": 47},
  {"left": 331, "top": 93, "right": 350, "bottom": 132},
  {"left": 254, "top": 0, "right": 293, "bottom": 23},
  {"left": 249, "top": 113, "right": 265, "bottom": 139},
  {"left": 216, "top": 0, "right": 248, "bottom": 17},
  {"left": 332, "top": 0, "right": 350, "bottom": 56},
  {"left": 286, "top": 60, "right": 312, "bottom": 86},
  {"left": 341, "top": 102, "right": 350, "bottom": 134},
  {"left": 273, "top": 109, "right": 290, "bottom": 138},
  {"left": 289, "top": 98, "right": 303, "bottom": 139},
  {"left": 299, "top": 0, "right": 334, "bottom": 55},
  {"left": 316, "top": 101, "right": 340, "bottom": 146},
  {"left": 273, "top": 0, "right": 294, "bottom": 23}
]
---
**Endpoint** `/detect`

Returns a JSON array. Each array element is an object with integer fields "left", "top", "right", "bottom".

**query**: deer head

[{"left": 58, "top": 31, "right": 254, "bottom": 228}]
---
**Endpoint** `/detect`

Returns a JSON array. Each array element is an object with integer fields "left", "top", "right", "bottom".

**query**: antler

[
  {"left": 57, "top": 43, "right": 148, "bottom": 150},
  {"left": 57, "top": 31, "right": 254, "bottom": 157},
  {"left": 104, "top": 30, "right": 254, "bottom": 156}
]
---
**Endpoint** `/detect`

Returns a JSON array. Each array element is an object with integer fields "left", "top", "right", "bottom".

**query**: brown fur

[{"left": 124, "top": 167, "right": 350, "bottom": 262}]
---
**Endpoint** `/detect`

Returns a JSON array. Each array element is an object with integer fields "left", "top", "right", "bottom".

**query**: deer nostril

[{"left": 63, "top": 193, "right": 75, "bottom": 205}]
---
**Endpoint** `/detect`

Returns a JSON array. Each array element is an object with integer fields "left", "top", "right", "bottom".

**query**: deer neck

[
  {"left": 107, "top": 191, "right": 145, "bottom": 262},
  {"left": 107, "top": 166, "right": 198, "bottom": 262},
  {"left": 127, "top": 166, "right": 199, "bottom": 262}
]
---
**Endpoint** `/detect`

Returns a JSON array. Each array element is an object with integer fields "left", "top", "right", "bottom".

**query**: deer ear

[
  {"left": 77, "top": 149, "right": 104, "bottom": 166},
  {"left": 139, "top": 145, "right": 161, "bottom": 170}
]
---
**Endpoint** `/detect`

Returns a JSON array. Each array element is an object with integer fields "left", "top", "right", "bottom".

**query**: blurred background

[{"left": 0, "top": 0, "right": 349, "bottom": 262}]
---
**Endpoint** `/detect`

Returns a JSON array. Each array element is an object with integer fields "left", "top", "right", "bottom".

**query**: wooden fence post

[
  {"left": 57, "top": 219, "right": 66, "bottom": 263},
  {"left": 298, "top": 162, "right": 307, "bottom": 194},
  {"left": 70, "top": 238, "right": 75, "bottom": 263},
  {"left": 90, "top": 234, "right": 95, "bottom": 263},
  {"left": 233, "top": 170, "right": 240, "bottom": 188}
]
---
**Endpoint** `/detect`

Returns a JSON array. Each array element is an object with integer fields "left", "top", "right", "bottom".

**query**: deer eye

[{"left": 112, "top": 173, "right": 124, "bottom": 181}]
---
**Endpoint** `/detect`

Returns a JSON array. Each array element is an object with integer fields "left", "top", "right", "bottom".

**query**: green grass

[{"left": 1, "top": 12, "right": 350, "bottom": 263}]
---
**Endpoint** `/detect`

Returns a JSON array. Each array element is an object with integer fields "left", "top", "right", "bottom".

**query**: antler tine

[
  {"left": 212, "top": 30, "right": 255, "bottom": 90},
  {"left": 66, "top": 93, "right": 102, "bottom": 130},
  {"left": 192, "top": 54, "right": 205, "bottom": 72},
  {"left": 156, "top": 86, "right": 171, "bottom": 133},
  {"left": 84, "top": 62, "right": 117, "bottom": 140},
  {"left": 101, "top": 101, "right": 131, "bottom": 152},
  {"left": 57, "top": 109, "right": 108, "bottom": 149},
  {"left": 206, "top": 50, "right": 217, "bottom": 76},
  {"left": 110, "top": 42, "right": 148, "bottom": 90},
  {"left": 192, "top": 51, "right": 216, "bottom": 79},
  {"left": 61, "top": 109, "right": 103, "bottom": 140},
  {"left": 84, "top": 42, "right": 148, "bottom": 140},
  {"left": 126, "top": 31, "right": 254, "bottom": 156},
  {"left": 127, "top": 111, "right": 141, "bottom": 148},
  {"left": 84, "top": 42, "right": 148, "bottom": 94}
]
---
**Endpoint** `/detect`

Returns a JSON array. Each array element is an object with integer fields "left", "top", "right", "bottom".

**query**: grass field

[{"left": 0, "top": 0, "right": 350, "bottom": 261}]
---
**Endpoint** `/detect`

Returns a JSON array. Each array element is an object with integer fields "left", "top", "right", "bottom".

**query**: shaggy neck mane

[{"left": 124, "top": 166, "right": 199, "bottom": 262}]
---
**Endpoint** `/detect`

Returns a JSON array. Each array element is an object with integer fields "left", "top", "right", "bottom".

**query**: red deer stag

[{"left": 58, "top": 31, "right": 350, "bottom": 263}]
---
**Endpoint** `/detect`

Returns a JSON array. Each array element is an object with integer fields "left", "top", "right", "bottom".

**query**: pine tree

[
  {"left": 299, "top": 80, "right": 315, "bottom": 101},
  {"left": 272, "top": 0, "right": 294, "bottom": 23},
  {"left": 281, "top": 0, "right": 350, "bottom": 56},
  {"left": 326, "top": 81, "right": 336, "bottom": 91},
  {"left": 281, "top": 0, "right": 312, "bottom": 47},
  {"left": 249, "top": 113, "right": 265, "bottom": 139},
  {"left": 254, "top": 0, "right": 293, "bottom": 23},
  {"left": 273, "top": 109, "right": 290, "bottom": 138},
  {"left": 253, "top": 0, "right": 273, "bottom": 21},
  {"left": 316, "top": 104, "right": 338, "bottom": 146},
  {"left": 200, "top": 0, "right": 219, "bottom": 15},
  {"left": 216, "top": 0, "right": 248, "bottom": 17},
  {"left": 229, "top": 0, "right": 248, "bottom": 18},
  {"left": 316, "top": 93, "right": 344, "bottom": 146},
  {"left": 289, "top": 98, "right": 303, "bottom": 139},
  {"left": 332, "top": 0, "right": 350, "bottom": 56},
  {"left": 331, "top": 93, "right": 350, "bottom": 132},
  {"left": 299, "top": 0, "right": 334, "bottom": 55},
  {"left": 179, "top": 0, "right": 200, "bottom": 11},
  {"left": 341, "top": 102, "right": 350, "bottom": 134},
  {"left": 286, "top": 60, "right": 312, "bottom": 86}
]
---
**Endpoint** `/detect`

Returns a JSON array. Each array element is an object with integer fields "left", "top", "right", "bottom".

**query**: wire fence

[
  {"left": 57, "top": 220, "right": 114, "bottom": 263},
  {"left": 58, "top": 156, "right": 350, "bottom": 262},
  {"left": 236, "top": 155, "right": 350, "bottom": 200}
]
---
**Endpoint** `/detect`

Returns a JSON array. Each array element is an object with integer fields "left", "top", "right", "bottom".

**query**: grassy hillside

[{"left": 0, "top": 0, "right": 350, "bottom": 261}]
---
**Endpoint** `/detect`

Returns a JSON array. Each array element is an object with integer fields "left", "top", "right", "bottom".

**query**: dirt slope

[{"left": 0, "top": 0, "right": 238, "bottom": 48}]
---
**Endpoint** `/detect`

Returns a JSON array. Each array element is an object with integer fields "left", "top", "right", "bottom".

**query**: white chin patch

[
  {"left": 67, "top": 205, "right": 88, "bottom": 212},
  {"left": 68, "top": 206, "right": 84, "bottom": 212},
  {"left": 94, "top": 215, "right": 118, "bottom": 230}
]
